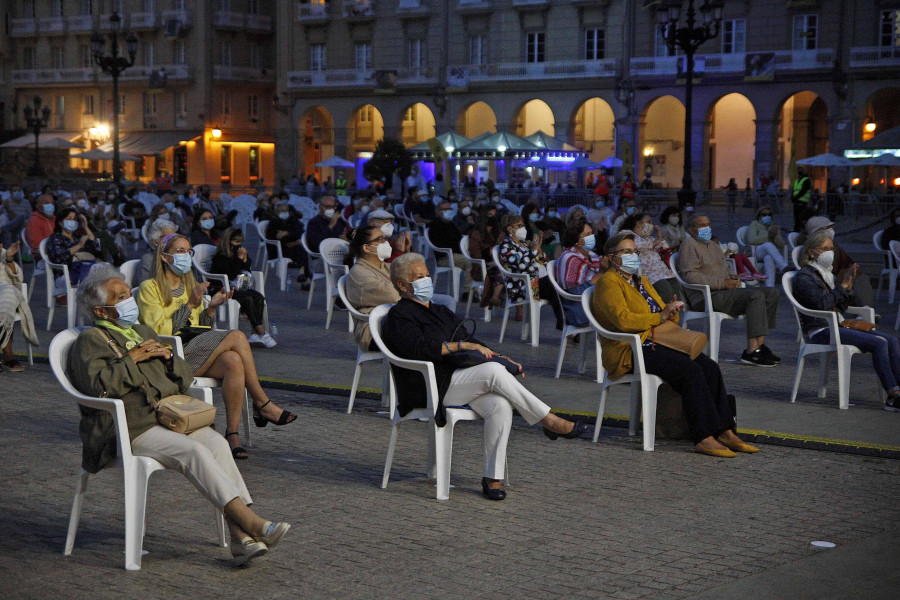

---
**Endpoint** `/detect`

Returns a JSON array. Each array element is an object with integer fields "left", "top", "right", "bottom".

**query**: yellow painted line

[{"left": 736, "top": 427, "right": 900, "bottom": 452}]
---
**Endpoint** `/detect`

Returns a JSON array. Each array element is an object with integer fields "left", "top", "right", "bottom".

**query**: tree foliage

[{"left": 363, "top": 137, "right": 413, "bottom": 184}]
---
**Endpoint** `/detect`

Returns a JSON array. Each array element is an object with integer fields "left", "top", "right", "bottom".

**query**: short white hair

[
  {"left": 390, "top": 252, "right": 426, "bottom": 287},
  {"left": 76, "top": 264, "right": 125, "bottom": 319}
]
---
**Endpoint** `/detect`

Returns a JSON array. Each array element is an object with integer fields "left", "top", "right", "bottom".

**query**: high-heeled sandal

[
  {"left": 225, "top": 431, "right": 249, "bottom": 460},
  {"left": 481, "top": 477, "right": 506, "bottom": 501},
  {"left": 252, "top": 400, "right": 298, "bottom": 428},
  {"left": 543, "top": 421, "right": 589, "bottom": 441}
]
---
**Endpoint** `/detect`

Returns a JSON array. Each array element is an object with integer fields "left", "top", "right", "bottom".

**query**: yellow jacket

[
  {"left": 136, "top": 278, "right": 206, "bottom": 335},
  {"left": 590, "top": 269, "right": 679, "bottom": 379}
]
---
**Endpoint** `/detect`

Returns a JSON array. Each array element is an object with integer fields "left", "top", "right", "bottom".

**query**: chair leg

[
  {"left": 381, "top": 424, "right": 400, "bottom": 489},
  {"left": 593, "top": 387, "right": 609, "bottom": 443},
  {"left": 306, "top": 278, "right": 316, "bottom": 309},
  {"left": 528, "top": 302, "right": 540, "bottom": 347},
  {"left": 63, "top": 470, "right": 90, "bottom": 556},
  {"left": 577, "top": 334, "right": 589, "bottom": 374},
  {"left": 214, "top": 509, "right": 227, "bottom": 548},
  {"left": 708, "top": 316, "right": 721, "bottom": 363},
  {"left": 641, "top": 383, "right": 658, "bottom": 451},
  {"left": 554, "top": 330, "right": 567, "bottom": 378},
  {"left": 498, "top": 306, "right": 510, "bottom": 343},
  {"left": 243, "top": 391, "right": 253, "bottom": 448},
  {"left": 325, "top": 291, "right": 334, "bottom": 330},
  {"left": 836, "top": 349, "right": 851, "bottom": 410},
  {"left": 818, "top": 352, "right": 830, "bottom": 399},
  {"left": 790, "top": 354, "right": 806, "bottom": 403},
  {"left": 278, "top": 261, "right": 287, "bottom": 292},
  {"left": 629, "top": 384, "right": 641, "bottom": 436},
  {"left": 890, "top": 270, "right": 898, "bottom": 304},
  {"left": 347, "top": 360, "right": 364, "bottom": 414},
  {"left": 123, "top": 468, "right": 149, "bottom": 571},
  {"left": 465, "top": 287, "right": 473, "bottom": 318},
  {"left": 595, "top": 336, "right": 603, "bottom": 383},
  {"left": 433, "top": 422, "right": 453, "bottom": 501}
]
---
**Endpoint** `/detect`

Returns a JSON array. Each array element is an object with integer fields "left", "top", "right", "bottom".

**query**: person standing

[{"left": 791, "top": 168, "right": 812, "bottom": 232}]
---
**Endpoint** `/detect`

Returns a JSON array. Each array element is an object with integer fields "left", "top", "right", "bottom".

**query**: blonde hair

[{"left": 153, "top": 233, "right": 197, "bottom": 306}]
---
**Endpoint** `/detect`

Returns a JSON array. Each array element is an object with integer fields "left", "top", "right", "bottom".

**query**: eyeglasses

[
  {"left": 366, "top": 236, "right": 387, "bottom": 245},
  {"left": 760, "top": 212, "right": 773, "bottom": 217},
  {"left": 164, "top": 248, "right": 195, "bottom": 256}
]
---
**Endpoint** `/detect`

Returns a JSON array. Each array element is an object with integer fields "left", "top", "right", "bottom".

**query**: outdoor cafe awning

[
  {"left": 844, "top": 125, "right": 900, "bottom": 159},
  {"left": 97, "top": 131, "right": 202, "bottom": 156},
  {"left": 0, "top": 132, "right": 83, "bottom": 148}
]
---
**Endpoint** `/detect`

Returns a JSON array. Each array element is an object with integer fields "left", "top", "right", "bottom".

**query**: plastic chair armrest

[
  {"left": 844, "top": 306, "right": 875, "bottom": 323},
  {"left": 159, "top": 334, "right": 184, "bottom": 357}
]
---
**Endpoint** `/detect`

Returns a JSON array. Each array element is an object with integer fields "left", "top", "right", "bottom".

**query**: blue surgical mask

[
  {"left": 761, "top": 215, "right": 772, "bottom": 226},
  {"left": 167, "top": 252, "right": 193, "bottom": 275},
  {"left": 529, "top": 212, "right": 540, "bottom": 222},
  {"left": 63, "top": 220, "right": 79, "bottom": 233},
  {"left": 165, "top": 202, "right": 175, "bottom": 211},
  {"left": 626, "top": 206, "right": 635, "bottom": 215},
  {"left": 595, "top": 200, "right": 605, "bottom": 208},
  {"left": 200, "top": 218, "right": 214, "bottom": 230},
  {"left": 410, "top": 276, "right": 434, "bottom": 303},
  {"left": 106, "top": 296, "right": 139, "bottom": 329},
  {"left": 442, "top": 210, "right": 456, "bottom": 221},
  {"left": 582, "top": 234, "right": 596, "bottom": 252},
  {"left": 157, "top": 213, "right": 170, "bottom": 221},
  {"left": 548, "top": 211, "right": 559, "bottom": 218},
  {"left": 42, "top": 204, "right": 55, "bottom": 216},
  {"left": 619, "top": 253, "right": 641, "bottom": 275},
  {"left": 278, "top": 212, "right": 290, "bottom": 221},
  {"left": 697, "top": 226, "right": 713, "bottom": 242}
]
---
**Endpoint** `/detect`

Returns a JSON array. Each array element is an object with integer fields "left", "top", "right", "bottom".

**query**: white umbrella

[
  {"left": 40, "top": 137, "right": 85, "bottom": 149},
  {"left": 76, "top": 148, "right": 141, "bottom": 161},
  {"left": 796, "top": 153, "right": 854, "bottom": 167},
  {"left": 599, "top": 156, "right": 624, "bottom": 168},
  {"left": 859, "top": 153, "right": 900, "bottom": 167},
  {"left": 314, "top": 156, "right": 354, "bottom": 168}
]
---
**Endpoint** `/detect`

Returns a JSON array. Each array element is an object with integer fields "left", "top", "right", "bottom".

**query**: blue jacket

[{"left": 792, "top": 265, "right": 854, "bottom": 336}]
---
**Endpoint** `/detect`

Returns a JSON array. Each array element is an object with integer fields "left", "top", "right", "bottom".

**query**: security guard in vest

[
  {"left": 335, "top": 172, "right": 348, "bottom": 197},
  {"left": 790, "top": 167, "right": 811, "bottom": 232}
]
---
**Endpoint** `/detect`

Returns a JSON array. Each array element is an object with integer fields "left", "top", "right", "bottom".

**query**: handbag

[
  {"left": 649, "top": 320, "right": 708, "bottom": 360},
  {"left": 839, "top": 319, "right": 875, "bottom": 332},
  {"left": 97, "top": 328, "right": 216, "bottom": 434},
  {"left": 443, "top": 318, "right": 524, "bottom": 377},
  {"left": 176, "top": 325, "right": 212, "bottom": 344}
]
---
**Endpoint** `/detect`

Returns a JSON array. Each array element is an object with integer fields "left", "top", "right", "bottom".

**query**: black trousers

[
  {"left": 638, "top": 345, "right": 735, "bottom": 444},
  {"left": 232, "top": 289, "right": 266, "bottom": 328},
  {"left": 538, "top": 276, "right": 564, "bottom": 330},
  {"left": 792, "top": 200, "right": 810, "bottom": 232}
]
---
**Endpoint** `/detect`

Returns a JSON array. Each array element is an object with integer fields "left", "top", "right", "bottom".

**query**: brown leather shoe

[
  {"left": 717, "top": 438, "right": 760, "bottom": 453},
  {"left": 694, "top": 445, "right": 736, "bottom": 458}
]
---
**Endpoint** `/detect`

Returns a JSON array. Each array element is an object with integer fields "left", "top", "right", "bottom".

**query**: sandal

[
  {"left": 225, "top": 431, "right": 249, "bottom": 460},
  {"left": 252, "top": 400, "right": 297, "bottom": 428}
]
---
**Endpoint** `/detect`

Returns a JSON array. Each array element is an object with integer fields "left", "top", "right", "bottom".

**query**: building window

[
  {"left": 173, "top": 40, "right": 186, "bottom": 64},
  {"left": 793, "top": 14, "right": 817, "bottom": 51},
  {"left": 249, "top": 43, "right": 260, "bottom": 69},
  {"left": 355, "top": 42, "right": 371, "bottom": 70},
  {"left": 310, "top": 44, "right": 326, "bottom": 71},
  {"left": 468, "top": 34, "right": 486, "bottom": 65},
  {"left": 141, "top": 41, "right": 155, "bottom": 67},
  {"left": 83, "top": 95, "right": 95, "bottom": 115},
  {"left": 52, "top": 46, "right": 65, "bottom": 69},
  {"left": 358, "top": 105, "right": 372, "bottom": 123},
  {"left": 525, "top": 31, "right": 545, "bottom": 63},
  {"left": 55, "top": 96, "right": 65, "bottom": 128},
  {"left": 23, "top": 47, "right": 35, "bottom": 69},
  {"left": 881, "top": 9, "right": 900, "bottom": 49},
  {"left": 248, "top": 94, "right": 259, "bottom": 120},
  {"left": 174, "top": 91, "right": 187, "bottom": 115},
  {"left": 79, "top": 44, "right": 91, "bottom": 68},
  {"left": 722, "top": 19, "right": 746, "bottom": 54},
  {"left": 143, "top": 92, "right": 157, "bottom": 115},
  {"left": 584, "top": 29, "right": 605, "bottom": 60},
  {"left": 403, "top": 107, "right": 415, "bottom": 123},
  {"left": 221, "top": 145, "right": 231, "bottom": 183},
  {"left": 79, "top": 0, "right": 92, "bottom": 15},
  {"left": 220, "top": 41, "right": 232, "bottom": 66},
  {"left": 220, "top": 92, "right": 231, "bottom": 115},
  {"left": 655, "top": 25, "right": 678, "bottom": 57},
  {"left": 408, "top": 38, "right": 425, "bottom": 68},
  {"left": 249, "top": 146, "right": 259, "bottom": 182}
]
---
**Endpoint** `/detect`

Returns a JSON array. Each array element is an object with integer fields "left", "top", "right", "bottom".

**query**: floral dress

[{"left": 499, "top": 237, "right": 543, "bottom": 303}]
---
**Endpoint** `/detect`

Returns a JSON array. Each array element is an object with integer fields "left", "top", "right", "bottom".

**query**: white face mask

[
  {"left": 514, "top": 227, "right": 527, "bottom": 241},
  {"left": 380, "top": 223, "right": 395, "bottom": 238},
  {"left": 375, "top": 241, "right": 392, "bottom": 262},
  {"left": 815, "top": 249, "right": 835, "bottom": 271},
  {"left": 668, "top": 215, "right": 680, "bottom": 226},
  {"left": 461, "top": 206, "right": 471, "bottom": 216},
  {"left": 641, "top": 223, "right": 653, "bottom": 237},
  {"left": 323, "top": 208, "right": 335, "bottom": 218}
]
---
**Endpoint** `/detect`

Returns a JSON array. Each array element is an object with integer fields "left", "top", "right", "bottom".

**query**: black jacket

[
  {"left": 793, "top": 265, "right": 855, "bottom": 336},
  {"left": 381, "top": 298, "right": 483, "bottom": 426},
  {"left": 265, "top": 215, "right": 304, "bottom": 259},
  {"left": 428, "top": 218, "right": 463, "bottom": 255},
  {"left": 305, "top": 214, "right": 344, "bottom": 252}
]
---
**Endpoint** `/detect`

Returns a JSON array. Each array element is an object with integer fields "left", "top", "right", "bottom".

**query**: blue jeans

[{"left": 810, "top": 328, "right": 900, "bottom": 393}]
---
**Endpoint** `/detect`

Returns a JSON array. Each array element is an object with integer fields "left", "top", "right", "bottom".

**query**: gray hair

[
  {"left": 149, "top": 218, "right": 177, "bottom": 246},
  {"left": 76, "top": 263, "right": 125, "bottom": 319},
  {"left": 390, "top": 252, "right": 426, "bottom": 288},
  {"left": 688, "top": 213, "right": 709, "bottom": 229},
  {"left": 800, "top": 230, "right": 831, "bottom": 266}
]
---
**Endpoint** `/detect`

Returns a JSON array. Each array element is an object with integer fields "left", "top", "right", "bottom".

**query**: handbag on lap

[{"left": 649, "top": 320, "right": 708, "bottom": 360}]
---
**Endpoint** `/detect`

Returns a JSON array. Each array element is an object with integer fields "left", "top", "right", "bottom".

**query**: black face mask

[{"left": 231, "top": 243, "right": 242, "bottom": 251}]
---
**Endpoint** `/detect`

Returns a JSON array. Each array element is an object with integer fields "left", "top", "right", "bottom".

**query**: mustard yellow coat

[{"left": 590, "top": 269, "right": 679, "bottom": 379}]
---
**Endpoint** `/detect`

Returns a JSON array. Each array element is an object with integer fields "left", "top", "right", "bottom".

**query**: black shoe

[
  {"left": 300, "top": 282, "right": 311, "bottom": 291},
  {"left": 481, "top": 477, "right": 506, "bottom": 501},
  {"left": 740, "top": 348, "right": 776, "bottom": 367},
  {"left": 885, "top": 393, "right": 900, "bottom": 413},
  {"left": 759, "top": 344, "right": 781, "bottom": 363},
  {"left": 543, "top": 421, "right": 589, "bottom": 440}
]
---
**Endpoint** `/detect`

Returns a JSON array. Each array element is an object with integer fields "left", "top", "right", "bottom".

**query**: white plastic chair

[
  {"left": 254, "top": 220, "right": 290, "bottom": 292},
  {"left": 787, "top": 231, "right": 800, "bottom": 251},
  {"left": 369, "top": 304, "right": 498, "bottom": 500},
  {"left": 13, "top": 282, "right": 34, "bottom": 365},
  {"left": 319, "top": 238, "right": 350, "bottom": 330},
  {"left": 547, "top": 260, "right": 597, "bottom": 379},
  {"left": 491, "top": 245, "right": 549, "bottom": 347},
  {"left": 423, "top": 228, "right": 461, "bottom": 302},
  {"left": 791, "top": 246, "right": 803, "bottom": 270},
  {"left": 140, "top": 220, "right": 151, "bottom": 247},
  {"left": 876, "top": 231, "right": 898, "bottom": 303},
  {"left": 889, "top": 241, "right": 900, "bottom": 329},
  {"left": 337, "top": 274, "right": 386, "bottom": 413},
  {"left": 670, "top": 251, "right": 743, "bottom": 362},
  {"left": 117, "top": 203, "right": 141, "bottom": 251},
  {"left": 50, "top": 328, "right": 226, "bottom": 571},
  {"left": 581, "top": 288, "right": 664, "bottom": 451},
  {"left": 458, "top": 235, "right": 490, "bottom": 322},
  {"left": 22, "top": 227, "right": 45, "bottom": 303},
  {"left": 190, "top": 243, "right": 265, "bottom": 332},
  {"left": 301, "top": 232, "right": 327, "bottom": 309},
  {"left": 39, "top": 238, "right": 78, "bottom": 330},
  {"left": 735, "top": 226, "right": 758, "bottom": 268},
  {"left": 118, "top": 259, "right": 140, "bottom": 289},
  {"left": 782, "top": 272, "right": 880, "bottom": 409}
]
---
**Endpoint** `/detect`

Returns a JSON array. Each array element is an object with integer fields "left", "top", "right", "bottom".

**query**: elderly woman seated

[
  {"left": 135, "top": 218, "right": 177, "bottom": 286},
  {"left": 69, "top": 265, "right": 289, "bottom": 565},
  {"left": 590, "top": 232, "right": 760, "bottom": 458},
  {"left": 380, "top": 253, "right": 587, "bottom": 501},
  {"left": 0, "top": 241, "right": 38, "bottom": 372},
  {"left": 794, "top": 230, "right": 900, "bottom": 412},
  {"left": 136, "top": 234, "right": 296, "bottom": 460}
]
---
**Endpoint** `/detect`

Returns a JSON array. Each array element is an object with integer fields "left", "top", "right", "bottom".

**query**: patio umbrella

[
  {"left": 0, "top": 133, "right": 83, "bottom": 148},
  {"left": 76, "top": 148, "right": 141, "bottom": 161},
  {"left": 796, "top": 153, "right": 854, "bottom": 167},
  {"left": 570, "top": 156, "right": 603, "bottom": 169},
  {"left": 859, "top": 153, "right": 900, "bottom": 167},
  {"left": 40, "top": 137, "right": 85, "bottom": 149},
  {"left": 599, "top": 156, "right": 624, "bottom": 168},
  {"left": 314, "top": 155, "right": 355, "bottom": 168}
]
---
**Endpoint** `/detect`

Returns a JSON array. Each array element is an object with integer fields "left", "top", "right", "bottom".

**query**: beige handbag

[{"left": 649, "top": 320, "right": 708, "bottom": 360}]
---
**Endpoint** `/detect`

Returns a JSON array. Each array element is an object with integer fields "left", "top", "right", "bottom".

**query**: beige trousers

[{"left": 131, "top": 425, "right": 252, "bottom": 509}]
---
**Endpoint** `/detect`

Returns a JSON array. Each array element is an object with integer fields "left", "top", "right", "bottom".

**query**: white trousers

[
  {"left": 755, "top": 242, "right": 787, "bottom": 287},
  {"left": 443, "top": 362, "right": 551, "bottom": 479},
  {"left": 131, "top": 425, "right": 252, "bottom": 510}
]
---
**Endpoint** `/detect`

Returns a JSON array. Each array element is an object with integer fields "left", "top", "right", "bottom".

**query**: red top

[{"left": 25, "top": 211, "right": 55, "bottom": 250}]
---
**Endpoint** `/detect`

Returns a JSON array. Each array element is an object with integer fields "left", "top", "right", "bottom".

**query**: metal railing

[{"left": 849, "top": 46, "right": 900, "bottom": 68}]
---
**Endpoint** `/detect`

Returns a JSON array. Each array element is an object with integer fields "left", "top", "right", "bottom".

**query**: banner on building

[{"left": 745, "top": 52, "right": 776, "bottom": 80}]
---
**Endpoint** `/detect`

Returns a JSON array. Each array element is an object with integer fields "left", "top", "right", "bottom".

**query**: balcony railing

[
  {"left": 344, "top": 0, "right": 375, "bottom": 18},
  {"left": 298, "top": 2, "right": 329, "bottom": 20},
  {"left": 9, "top": 18, "right": 37, "bottom": 36},
  {"left": 38, "top": 16, "right": 67, "bottom": 34},
  {"left": 213, "top": 10, "right": 245, "bottom": 28},
  {"left": 214, "top": 65, "right": 275, "bottom": 82},
  {"left": 118, "top": 64, "right": 193, "bottom": 82},
  {"left": 447, "top": 58, "right": 618, "bottom": 86},
  {"left": 287, "top": 68, "right": 373, "bottom": 89},
  {"left": 512, "top": 0, "right": 548, "bottom": 6},
  {"left": 13, "top": 67, "right": 95, "bottom": 84},
  {"left": 162, "top": 9, "right": 193, "bottom": 27},
  {"left": 398, "top": 66, "right": 437, "bottom": 84},
  {"left": 458, "top": 0, "right": 492, "bottom": 10},
  {"left": 630, "top": 49, "right": 834, "bottom": 77},
  {"left": 398, "top": 0, "right": 424, "bottom": 8},
  {"left": 849, "top": 46, "right": 900, "bottom": 68},
  {"left": 130, "top": 11, "right": 159, "bottom": 29},
  {"left": 67, "top": 14, "right": 94, "bottom": 32}
]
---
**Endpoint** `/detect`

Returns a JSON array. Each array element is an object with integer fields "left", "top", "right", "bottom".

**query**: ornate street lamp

[
  {"left": 91, "top": 11, "right": 137, "bottom": 196},
  {"left": 657, "top": 0, "right": 724, "bottom": 207},
  {"left": 23, "top": 96, "right": 52, "bottom": 177}
]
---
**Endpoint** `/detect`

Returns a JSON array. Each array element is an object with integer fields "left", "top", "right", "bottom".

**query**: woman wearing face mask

[
  {"left": 794, "top": 231, "right": 900, "bottom": 412},
  {"left": 158, "top": 194, "right": 189, "bottom": 234},
  {"left": 191, "top": 208, "right": 217, "bottom": 246},
  {"left": 468, "top": 208, "right": 505, "bottom": 309},
  {"left": 265, "top": 202, "right": 311, "bottom": 288},
  {"left": 46, "top": 207, "right": 101, "bottom": 301},
  {"left": 555, "top": 222, "right": 607, "bottom": 328},
  {"left": 136, "top": 234, "right": 297, "bottom": 459},
  {"left": 800, "top": 216, "right": 875, "bottom": 307},
  {"left": 210, "top": 228, "right": 275, "bottom": 348},
  {"left": 610, "top": 199, "right": 637, "bottom": 236},
  {"left": 380, "top": 253, "right": 588, "bottom": 500},
  {"left": 344, "top": 225, "right": 403, "bottom": 351},
  {"left": 745, "top": 206, "right": 788, "bottom": 288},
  {"left": 624, "top": 213, "right": 683, "bottom": 304},
  {"left": 592, "top": 232, "right": 759, "bottom": 457},
  {"left": 70, "top": 265, "right": 290, "bottom": 565},
  {"left": 498, "top": 213, "right": 564, "bottom": 329},
  {"left": 659, "top": 205, "right": 687, "bottom": 251}
]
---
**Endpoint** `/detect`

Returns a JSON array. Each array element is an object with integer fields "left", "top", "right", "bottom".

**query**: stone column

[{"left": 754, "top": 118, "right": 776, "bottom": 184}]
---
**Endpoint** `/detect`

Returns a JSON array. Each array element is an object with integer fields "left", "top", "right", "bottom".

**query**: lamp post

[
  {"left": 23, "top": 96, "right": 52, "bottom": 177},
  {"left": 656, "top": 0, "right": 723, "bottom": 207},
  {"left": 614, "top": 78, "right": 636, "bottom": 177},
  {"left": 91, "top": 11, "right": 137, "bottom": 196}
]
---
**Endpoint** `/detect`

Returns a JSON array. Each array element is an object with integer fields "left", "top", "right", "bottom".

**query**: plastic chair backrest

[
  {"left": 256, "top": 219, "right": 271, "bottom": 241},
  {"left": 301, "top": 232, "right": 320, "bottom": 259},
  {"left": 546, "top": 259, "right": 579, "bottom": 302},
  {"left": 580, "top": 286, "right": 647, "bottom": 375},
  {"left": 874, "top": 229, "right": 886, "bottom": 252},
  {"left": 736, "top": 225, "right": 750, "bottom": 248},
  {"left": 791, "top": 246, "right": 803, "bottom": 270},
  {"left": 192, "top": 243, "right": 217, "bottom": 273},
  {"left": 320, "top": 237, "right": 349, "bottom": 268},
  {"left": 787, "top": 231, "right": 800, "bottom": 250},
  {"left": 118, "top": 259, "right": 140, "bottom": 288},
  {"left": 337, "top": 274, "right": 368, "bottom": 324}
]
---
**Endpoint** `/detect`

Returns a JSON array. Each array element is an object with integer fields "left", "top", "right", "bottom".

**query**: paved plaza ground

[{"left": 1, "top": 204, "right": 898, "bottom": 598}]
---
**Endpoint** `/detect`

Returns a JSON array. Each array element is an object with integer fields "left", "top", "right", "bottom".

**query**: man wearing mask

[
  {"left": 452, "top": 200, "right": 476, "bottom": 235},
  {"left": 428, "top": 200, "right": 472, "bottom": 293},
  {"left": 194, "top": 184, "right": 237, "bottom": 233},
  {"left": 306, "top": 196, "right": 346, "bottom": 253},
  {"left": 610, "top": 198, "right": 637, "bottom": 236},
  {"left": 265, "top": 202, "right": 311, "bottom": 289},
  {"left": 677, "top": 214, "right": 781, "bottom": 367},
  {"left": 26, "top": 194, "right": 57, "bottom": 252},
  {"left": 367, "top": 209, "right": 411, "bottom": 263}
]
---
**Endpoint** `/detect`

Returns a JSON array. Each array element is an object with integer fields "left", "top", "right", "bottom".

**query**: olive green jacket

[{"left": 67, "top": 323, "right": 193, "bottom": 473}]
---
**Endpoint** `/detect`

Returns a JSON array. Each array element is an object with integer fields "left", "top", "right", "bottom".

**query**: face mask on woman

[
  {"left": 514, "top": 226, "right": 527, "bottom": 241},
  {"left": 582, "top": 234, "right": 596, "bottom": 252},
  {"left": 760, "top": 215, "right": 772, "bottom": 226},
  {"left": 278, "top": 212, "right": 290, "bottom": 221},
  {"left": 529, "top": 212, "right": 540, "bottom": 222},
  {"left": 200, "top": 218, "right": 215, "bottom": 231},
  {"left": 548, "top": 210, "right": 559, "bottom": 218},
  {"left": 157, "top": 213, "right": 170, "bottom": 221},
  {"left": 815, "top": 249, "right": 835, "bottom": 271},
  {"left": 167, "top": 252, "right": 193, "bottom": 275},
  {"left": 619, "top": 253, "right": 641, "bottom": 274},
  {"left": 595, "top": 200, "right": 605, "bottom": 208},
  {"left": 165, "top": 202, "right": 175, "bottom": 211},
  {"left": 410, "top": 276, "right": 434, "bottom": 303},
  {"left": 461, "top": 206, "right": 471, "bottom": 216},
  {"left": 641, "top": 223, "right": 653, "bottom": 237},
  {"left": 63, "top": 219, "right": 79, "bottom": 233},
  {"left": 106, "top": 296, "right": 139, "bottom": 329},
  {"left": 76, "top": 199, "right": 87, "bottom": 209},
  {"left": 668, "top": 215, "right": 680, "bottom": 226},
  {"left": 375, "top": 241, "right": 392, "bottom": 262},
  {"left": 626, "top": 206, "right": 635, "bottom": 215}
]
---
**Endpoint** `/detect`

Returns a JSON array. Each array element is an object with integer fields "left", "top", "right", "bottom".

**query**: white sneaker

[
  {"left": 261, "top": 333, "right": 278, "bottom": 348},
  {"left": 248, "top": 333, "right": 263, "bottom": 346}
]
